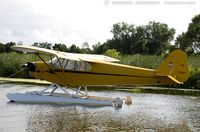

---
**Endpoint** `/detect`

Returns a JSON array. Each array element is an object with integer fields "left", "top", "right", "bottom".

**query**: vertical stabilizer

[{"left": 156, "top": 50, "right": 189, "bottom": 83}]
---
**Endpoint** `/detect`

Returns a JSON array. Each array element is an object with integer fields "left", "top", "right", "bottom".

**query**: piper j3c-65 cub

[{"left": 7, "top": 45, "right": 189, "bottom": 107}]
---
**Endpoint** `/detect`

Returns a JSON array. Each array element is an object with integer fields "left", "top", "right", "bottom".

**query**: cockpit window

[
  {"left": 49, "top": 57, "right": 92, "bottom": 71},
  {"left": 62, "top": 59, "right": 68, "bottom": 68},
  {"left": 66, "top": 60, "right": 75, "bottom": 70},
  {"left": 85, "top": 62, "right": 92, "bottom": 71}
]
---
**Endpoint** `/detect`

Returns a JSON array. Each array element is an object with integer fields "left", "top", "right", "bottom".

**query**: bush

[{"left": 104, "top": 49, "right": 121, "bottom": 60}]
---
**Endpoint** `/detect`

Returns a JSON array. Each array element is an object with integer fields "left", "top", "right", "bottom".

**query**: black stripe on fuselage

[{"left": 40, "top": 69, "right": 156, "bottom": 78}]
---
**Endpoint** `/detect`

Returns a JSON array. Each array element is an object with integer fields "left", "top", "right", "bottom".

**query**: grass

[
  {"left": 182, "top": 55, "right": 200, "bottom": 89},
  {"left": 0, "top": 52, "right": 200, "bottom": 89},
  {"left": 0, "top": 52, "right": 49, "bottom": 78},
  {"left": 121, "top": 54, "right": 164, "bottom": 69}
]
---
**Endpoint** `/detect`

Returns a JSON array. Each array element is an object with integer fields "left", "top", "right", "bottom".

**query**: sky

[{"left": 0, "top": 0, "right": 199, "bottom": 48}]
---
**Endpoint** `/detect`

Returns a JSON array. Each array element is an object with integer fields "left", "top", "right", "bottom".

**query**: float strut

[{"left": 75, "top": 86, "right": 82, "bottom": 97}]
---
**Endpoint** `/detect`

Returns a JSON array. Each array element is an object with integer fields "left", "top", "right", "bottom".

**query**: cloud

[
  {"left": 0, "top": 0, "right": 104, "bottom": 47},
  {"left": 0, "top": 0, "right": 200, "bottom": 47},
  {"left": 0, "top": 0, "right": 51, "bottom": 43}
]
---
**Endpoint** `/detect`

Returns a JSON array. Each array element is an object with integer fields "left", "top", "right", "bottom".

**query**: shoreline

[{"left": 1, "top": 77, "right": 200, "bottom": 92}]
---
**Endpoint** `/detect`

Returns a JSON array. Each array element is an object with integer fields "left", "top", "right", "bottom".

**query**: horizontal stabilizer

[{"left": 168, "top": 75, "right": 182, "bottom": 84}]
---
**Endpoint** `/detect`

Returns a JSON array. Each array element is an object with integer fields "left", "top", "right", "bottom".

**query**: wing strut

[
  {"left": 35, "top": 53, "right": 55, "bottom": 73},
  {"left": 35, "top": 53, "right": 68, "bottom": 86},
  {"left": 35, "top": 53, "right": 87, "bottom": 96}
]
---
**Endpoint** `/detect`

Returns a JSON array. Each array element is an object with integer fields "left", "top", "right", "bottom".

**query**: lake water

[{"left": 0, "top": 83, "right": 200, "bottom": 132}]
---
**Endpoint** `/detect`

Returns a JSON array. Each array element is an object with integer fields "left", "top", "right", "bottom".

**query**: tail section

[{"left": 156, "top": 50, "right": 189, "bottom": 84}]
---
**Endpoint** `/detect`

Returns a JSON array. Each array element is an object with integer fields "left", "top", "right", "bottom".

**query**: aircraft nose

[
  {"left": 27, "top": 62, "right": 36, "bottom": 71},
  {"left": 20, "top": 62, "right": 36, "bottom": 71}
]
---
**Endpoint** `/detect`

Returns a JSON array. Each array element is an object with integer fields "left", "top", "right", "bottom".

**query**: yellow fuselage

[{"left": 30, "top": 61, "right": 174, "bottom": 86}]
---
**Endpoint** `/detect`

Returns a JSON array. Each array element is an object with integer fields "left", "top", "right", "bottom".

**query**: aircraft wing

[{"left": 12, "top": 45, "right": 120, "bottom": 62}]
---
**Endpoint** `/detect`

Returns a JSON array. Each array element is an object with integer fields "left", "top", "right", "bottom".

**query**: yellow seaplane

[{"left": 7, "top": 45, "right": 189, "bottom": 107}]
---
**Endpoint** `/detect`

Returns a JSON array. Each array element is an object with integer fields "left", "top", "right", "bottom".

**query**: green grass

[
  {"left": 0, "top": 52, "right": 49, "bottom": 78},
  {"left": 182, "top": 55, "right": 200, "bottom": 89},
  {"left": 121, "top": 54, "right": 164, "bottom": 69}
]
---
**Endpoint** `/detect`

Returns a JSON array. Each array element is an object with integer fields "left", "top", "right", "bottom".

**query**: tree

[
  {"left": 131, "top": 26, "right": 148, "bottom": 54},
  {"left": 5, "top": 42, "right": 15, "bottom": 52},
  {"left": 175, "top": 33, "right": 190, "bottom": 52},
  {"left": 110, "top": 22, "right": 136, "bottom": 54},
  {"left": 0, "top": 43, "right": 5, "bottom": 53},
  {"left": 104, "top": 21, "right": 175, "bottom": 55},
  {"left": 81, "top": 42, "right": 91, "bottom": 54},
  {"left": 144, "top": 21, "right": 175, "bottom": 55},
  {"left": 69, "top": 44, "right": 81, "bottom": 53},
  {"left": 52, "top": 43, "right": 68, "bottom": 52},
  {"left": 32, "top": 42, "right": 52, "bottom": 49},
  {"left": 82, "top": 42, "right": 89, "bottom": 49},
  {"left": 175, "top": 14, "right": 200, "bottom": 53},
  {"left": 92, "top": 42, "right": 105, "bottom": 54}
]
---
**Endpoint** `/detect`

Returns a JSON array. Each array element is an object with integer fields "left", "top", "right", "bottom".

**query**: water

[{"left": 0, "top": 83, "right": 200, "bottom": 132}]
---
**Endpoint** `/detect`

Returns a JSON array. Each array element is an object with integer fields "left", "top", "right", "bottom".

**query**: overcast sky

[{"left": 0, "top": 0, "right": 199, "bottom": 47}]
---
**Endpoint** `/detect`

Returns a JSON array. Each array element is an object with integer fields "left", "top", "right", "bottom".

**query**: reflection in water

[
  {"left": 27, "top": 107, "right": 93, "bottom": 131},
  {"left": 26, "top": 95, "right": 199, "bottom": 131},
  {"left": 0, "top": 83, "right": 200, "bottom": 131}
]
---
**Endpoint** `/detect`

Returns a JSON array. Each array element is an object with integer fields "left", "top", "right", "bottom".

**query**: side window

[
  {"left": 65, "top": 60, "right": 91, "bottom": 71},
  {"left": 86, "top": 62, "right": 92, "bottom": 71},
  {"left": 49, "top": 57, "right": 66, "bottom": 69},
  {"left": 62, "top": 59, "right": 68, "bottom": 68},
  {"left": 79, "top": 61, "right": 85, "bottom": 71},
  {"left": 54, "top": 62, "right": 60, "bottom": 68},
  {"left": 66, "top": 60, "right": 75, "bottom": 70},
  {"left": 50, "top": 57, "right": 61, "bottom": 68},
  {"left": 74, "top": 61, "right": 80, "bottom": 70},
  {"left": 49, "top": 57, "right": 92, "bottom": 71},
  {"left": 49, "top": 57, "right": 57, "bottom": 65}
]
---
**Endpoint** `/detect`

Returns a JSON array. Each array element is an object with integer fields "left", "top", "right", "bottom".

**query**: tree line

[
  {"left": 0, "top": 14, "right": 200, "bottom": 56},
  {"left": 0, "top": 42, "right": 92, "bottom": 54}
]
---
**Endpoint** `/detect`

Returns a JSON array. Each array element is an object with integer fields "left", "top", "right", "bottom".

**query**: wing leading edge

[{"left": 11, "top": 45, "right": 120, "bottom": 62}]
